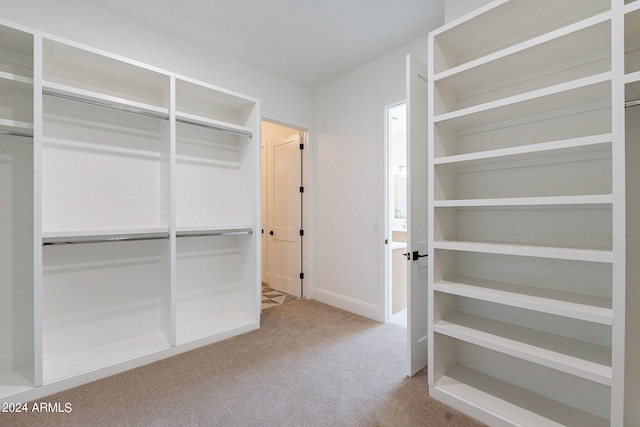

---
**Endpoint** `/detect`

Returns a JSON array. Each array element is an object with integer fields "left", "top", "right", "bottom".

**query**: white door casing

[{"left": 406, "top": 54, "right": 429, "bottom": 377}]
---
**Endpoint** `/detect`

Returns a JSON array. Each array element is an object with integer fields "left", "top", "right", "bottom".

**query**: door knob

[{"left": 269, "top": 231, "right": 274, "bottom": 235}]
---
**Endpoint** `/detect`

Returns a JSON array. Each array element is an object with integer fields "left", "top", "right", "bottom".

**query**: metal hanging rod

[
  {"left": 626, "top": 99, "right": 640, "bottom": 109},
  {"left": 43, "top": 233, "right": 170, "bottom": 246},
  {"left": 176, "top": 117, "right": 252, "bottom": 139},
  {"left": 43, "top": 90, "right": 170, "bottom": 120},
  {"left": 177, "top": 229, "right": 253, "bottom": 238}
]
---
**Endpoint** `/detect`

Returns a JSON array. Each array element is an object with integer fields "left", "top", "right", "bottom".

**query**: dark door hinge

[
  {"left": 300, "top": 186, "right": 304, "bottom": 193},
  {"left": 300, "top": 143, "right": 304, "bottom": 150},
  {"left": 300, "top": 229, "right": 304, "bottom": 236},
  {"left": 300, "top": 272, "right": 304, "bottom": 279}
]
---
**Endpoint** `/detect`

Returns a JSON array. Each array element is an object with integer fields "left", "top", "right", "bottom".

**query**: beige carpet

[{"left": 2, "top": 300, "right": 487, "bottom": 427}]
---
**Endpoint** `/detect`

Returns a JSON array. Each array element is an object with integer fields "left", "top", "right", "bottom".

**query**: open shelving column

[
  {"left": 0, "top": 23, "right": 35, "bottom": 399},
  {"left": 39, "top": 38, "right": 173, "bottom": 384},
  {"left": 174, "top": 78, "right": 260, "bottom": 345},
  {"left": 426, "top": 0, "right": 636, "bottom": 425},
  {"left": 624, "top": 1, "right": 640, "bottom": 424}
]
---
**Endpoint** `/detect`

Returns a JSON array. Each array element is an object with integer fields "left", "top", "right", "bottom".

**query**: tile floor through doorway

[{"left": 262, "top": 283, "right": 299, "bottom": 310}]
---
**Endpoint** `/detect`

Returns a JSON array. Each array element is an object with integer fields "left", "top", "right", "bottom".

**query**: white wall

[
  {"left": 310, "top": 35, "right": 432, "bottom": 321},
  {"left": 1, "top": 0, "right": 313, "bottom": 126},
  {"left": 444, "top": 0, "right": 493, "bottom": 23}
]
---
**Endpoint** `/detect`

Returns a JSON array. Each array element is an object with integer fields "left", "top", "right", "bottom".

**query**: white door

[
  {"left": 406, "top": 55, "right": 429, "bottom": 376},
  {"left": 261, "top": 140, "right": 268, "bottom": 284},
  {"left": 267, "top": 132, "right": 303, "bottom": 297}
]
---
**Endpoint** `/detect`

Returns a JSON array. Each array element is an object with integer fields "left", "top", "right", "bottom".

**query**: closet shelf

[
  {"left": 42, "top": 81, "right": 169, "bottom": 120},
  {"left": 434, "top": 194, "right": 613, "bottom": 208},
  {"left": 625, "top": 0, "right": 640, "bottom": 14},
  {"left": 626, "top": 70, "right": 640, "bottom": 85},
  {"left": 176, "top": 226, "right": 252, "bottom": 238},
  {"left": 0, "top": 370, "right": 33, "bottom": 400},
  {"left": 43, "top": 331, "right": 171, "bottom": 384},
  {"left": 0, "top": 118, "right": 33, "bottom": 137},
  {"left": 434, "top": 312, "right": 612, "bottom": 385},
  {"left": 433, "top": 73, "right": 611, "bottom": 127},
  {"left": 434, "top": 278, "right": 612, "bottom": 325},
  {"left": 176, "top": 311, "right": 257, "bottom": 345},
  {"left": 432, "top": 365, "right": 610, "bottom": 427},
  {"left": 176, "top": 112, "right": 252, "bottom": 138},
  {"left": 434, "top": 134, "right": 612, "bottom": 165},
  {"left": 434, "top": 241, "right": 613, "bottom": 263},
  {"left": 433, "top": 12, "right": 611, "bottom": 99},
  {"left": 431, "top": 0, "right": 610, "bottom": 74},
  {"left": 0, "top": 70, "right": 33, "bottom": 85},
  {"left": 42, "top": 228, "right": 170, "bottom": 245}
]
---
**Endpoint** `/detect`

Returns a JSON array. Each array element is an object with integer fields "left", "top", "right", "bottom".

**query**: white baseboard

[{"left": 312, "top": 288, "right": 382, "bottom": 321}]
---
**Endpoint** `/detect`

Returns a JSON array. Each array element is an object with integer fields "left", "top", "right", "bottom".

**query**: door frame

[{"left": 261, "top": 117, "right": 310, "bottom": 298}]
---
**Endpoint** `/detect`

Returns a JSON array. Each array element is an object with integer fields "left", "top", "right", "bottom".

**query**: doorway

[
  {"left": 386, "top": 102, "right": 408, "bottom": 325},
  {"left": 261, "top": 121, "right": 305, "bottom": 299}
]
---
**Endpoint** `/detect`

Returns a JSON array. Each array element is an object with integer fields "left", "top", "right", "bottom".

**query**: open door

[{"left": 406, "top": 54, "right": 429, "bottom": 376}]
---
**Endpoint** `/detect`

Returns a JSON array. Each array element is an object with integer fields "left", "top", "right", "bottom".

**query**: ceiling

[{"left": 85, "top": 0, "right": 445, "bottom": 89}]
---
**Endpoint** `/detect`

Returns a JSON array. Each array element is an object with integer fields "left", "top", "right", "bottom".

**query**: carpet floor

[{"left": 1, "top": 300, "right": 487, "bottom": 427}]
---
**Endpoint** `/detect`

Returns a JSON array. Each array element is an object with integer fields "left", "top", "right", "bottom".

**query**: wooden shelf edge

[
  {"left": 434, "top": 279, "right": 613, "bottom": 325},
  {"left": 43, "top": 332, "right": 171, "bottom": 384},
  {"left": 433, "top": 72, "right": 612, "bottom": 124},
  {"left": 0, "top": 70, "right": 33, "bottom": 85},
  {"left": 176, "top": 312, "right": 257, "bottom": 345},
  {"left": 0, "top": 370, "right": 34, "bottom": 400},
  {"left": 625, "top": 0, "right": 640, "bottom": 14},
  {"left": 434, "top": 194, "right": 613, "bottom": 208},
  {"left": 625, "top": 70, "right": 640, "bottom": 85},
  {"left": 176, "top": 111, "right": 252, "bottom": 137},
  {"left": 432, "top": 366, "right": 610, "bottom": 427},
  {"left": 0, "top": 119, "right": 34, "bottom": 137},
  {"left": 433, "top": 11, "right": 611, "bottom": 83},
  {"left": 434, "top": 314, "right": 612, "bottom": 385},
  {"left": 434, "top": 241, "right": 613, "bottom": 263},
  {"left": 433, "top": 134, "right": 612, "bottom": 166}
]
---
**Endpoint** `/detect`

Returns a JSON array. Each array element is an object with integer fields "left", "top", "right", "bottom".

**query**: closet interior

[{"left": 0, "top": 21, "right": 260, "bottom": 402}]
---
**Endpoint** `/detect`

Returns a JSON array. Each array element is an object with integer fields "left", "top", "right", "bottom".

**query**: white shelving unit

[
  {"left": 0, "top": 24, "right": 34, "bottom": 138},
  {"left": 40, "top": 39, "right": 174, "bottom": 383},
  {"left": 624, "top": 2, "right": 640, "bottom": 424},
  {"left": 427, "top": 1, "right": 637, "bottom": 425},
  {"left": 175, "top": 77, "right": 260, "bottom": 345},
  {"left": 0, "top": 19, "right": 260, "bottom": 404},
  {"left": 0, "top": 23, "right": 35, "bottom": 400}
]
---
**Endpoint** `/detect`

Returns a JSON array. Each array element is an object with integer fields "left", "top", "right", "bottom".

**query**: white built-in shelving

[
  {"left": 625, "top": 1, "right": 640, "bottom": 75},
  {"left": 0, "top": 18, "right": 260, "bottom": 404},
  {"left": 0, "top": 25, "right": 34, "bottom": 137},
  {"left": 427, "top": 0, "right": 636, "bottom": 425},
  {"left": 0, "top": 23, "right": 35, "bottom": 401},
  {"left": 624, "top": 2, "right": 640, "bottom": 424},
  {"left": 175, "top": 77, "right": 259, "bottom": 345}
]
